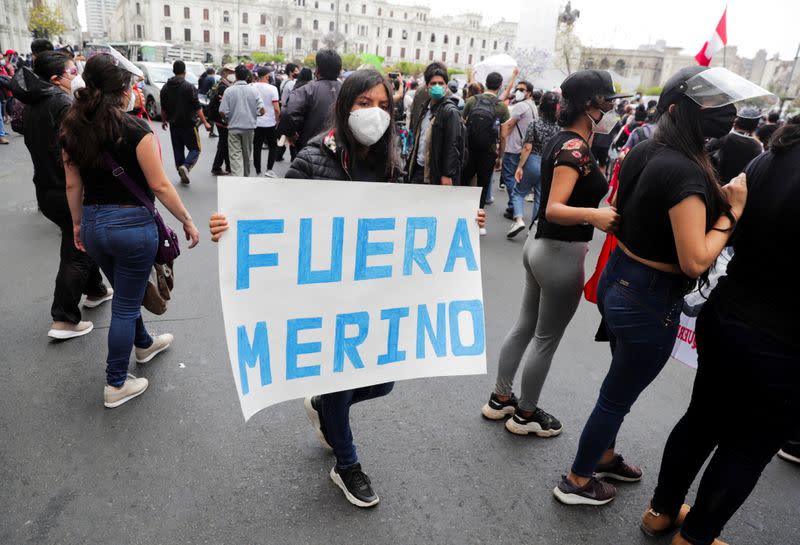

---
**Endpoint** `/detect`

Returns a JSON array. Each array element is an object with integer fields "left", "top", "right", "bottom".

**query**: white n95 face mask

[
  {"left": 587, "top": 109, "right": 619, "bottom": 135},
  {"left": 514, "top": 90, "right": 525, "bottom": 102},
  {"left": 348, "top": 107, "right": 391, "bottom": 147},
  {"left": 126, "top": 88, "right": 137, "bottom": 112}
]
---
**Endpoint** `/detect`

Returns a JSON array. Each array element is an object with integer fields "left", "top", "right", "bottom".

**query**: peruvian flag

[{"left": 696, "top": 7, "right": 728, "bottom": 66}]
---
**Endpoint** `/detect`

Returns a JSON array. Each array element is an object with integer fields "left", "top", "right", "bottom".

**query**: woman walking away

[
  {"left": 12, "top": 51, "right": 112, "bottom": 339},
  {"left": 554, "top": 66, "right": 770, "bottom": 507},
  {"left": 507, "top": 91, "right": 561, "bottom": 238},
  {"left": 61, "top": 53, "right": 200, "bottom": 408},
  {"left": 210, "top": 69, "right": 485, "bottom": 508},
  {"left": 643, "top": 114, "right": 796, "bottom": 545},
  {"left": 481, "top": 70, "right": 624, "bottom": 436}
]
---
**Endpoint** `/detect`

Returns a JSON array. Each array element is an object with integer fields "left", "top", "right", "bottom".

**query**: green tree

[
  {"left": 28, "top": 4, "right": 65, "bottom": 39},
  {"left": 448, "top": 68, "right": 465, "bottom": 79},
  {"left": 387, "top": 61, "right": 426, "bottom": 77},
  {"left": 341, "top": 53, "right": 362, "bottom": 71},
  {"left": 302, "top": 54, "right": 316, "bottom": 68},
  {"left": 251, "top": 52, "right": 286, "bottom": 63}
]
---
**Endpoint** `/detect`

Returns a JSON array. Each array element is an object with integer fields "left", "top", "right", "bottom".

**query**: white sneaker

[
  {"left": 525, "top": 193, "right": 535, "bottom": 202},
  {"left": 264, "top": 170, "right": 277, "bottom": 178},
  {"left": 479, "top": 227, "right": 487, "bottom": 236},
  {"left": 104, "top": 375, "right": 149, "bottom": 408},
  {"left": 178, "top": 165, "right": 190, "bottom": 184},
  {"left": 48, "top": 320, "right": 94, "bottom": 340},
  {"left": 506, "top": 219, "right": 526, "bottom": 239},
  {"left": 134, "top": 333, "right": 174, "bottom": 363},
  {"left": 83, "top": 287, "right": 114, "bottom": 309}
]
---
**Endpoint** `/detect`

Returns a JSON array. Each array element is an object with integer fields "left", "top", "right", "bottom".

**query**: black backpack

[
  {"left": 466, "top": 94, "right": 500, "bottom": 152},
  {"left": 205, "top": 81, "right": 225, "bottom": 123}
]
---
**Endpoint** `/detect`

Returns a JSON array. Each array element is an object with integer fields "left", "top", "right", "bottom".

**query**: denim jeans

[
  {"left": 81, "top": 205, "right": 157, "bottom": 386},
  {"left": 571, "top": 248, "right": 685, "bottom": 477},
  {"left": 651, "top": 297, "right": 800, "bottom": 545},
  {"left": 0, "top": 100, "right": 6, "bottom": 137},
  {"left": 321, "top": 382, "right": 395, "bottom": 467},
  {"left": 169, "top": 125, "right": 200, "bottom": 171},
  {"left": 511, "top": 154, "right": 542, "bottom": 222},
  {"left": 501, "top": 152, "right": 521, "bottom": 210}
]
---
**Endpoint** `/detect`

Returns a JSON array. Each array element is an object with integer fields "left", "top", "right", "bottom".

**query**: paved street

[{"left": 1, "top": 127, "right": 797, "bottom": 545}]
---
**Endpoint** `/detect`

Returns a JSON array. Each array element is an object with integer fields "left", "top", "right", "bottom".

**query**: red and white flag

[{"left": 695, "top": 7, "right": 728, "bottom": 66}]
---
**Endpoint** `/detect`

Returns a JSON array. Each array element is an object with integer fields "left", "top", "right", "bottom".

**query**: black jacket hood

[{"left": 11, "top": 66, "right": 64, "bottom": 105}]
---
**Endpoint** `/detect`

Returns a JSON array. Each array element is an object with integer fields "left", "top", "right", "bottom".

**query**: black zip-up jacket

[
  {"left": 286, "top": 133, "right": 399, "bottom": 182},
  {"left": 11, "top": 67, "right": 71, "bottom": 199},
  {"left": 282, "top": 79, "right": 342, "bottom": 151},
  {"left": 160, "top": 75, "right": 200, "bottom": 127},
  {"left": 406, "top": 96, "right": 464, "bottom": 184}
]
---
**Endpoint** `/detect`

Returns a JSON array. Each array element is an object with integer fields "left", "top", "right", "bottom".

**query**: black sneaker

[
  {"left": 330, "top": 463, "right": 379, "bottom": 507},
  {"left": 481, "top": 392, "right": 518, "bottom": 420},
  {"left": 778, "top": 441, "right": 800, "bottom": 465},
  {"left": 553, "top": 475, "right": 617, "bottom": 506},
  {"left": 505, "top": 407, "right": 563, "bottom": 437},
  {"left": 594, "top": 454, "right": 643, "bottom": 482},
  {"left": 503, "top": 209, "right": 514, "bottom": 220},
  {"left": 499, "top": 181, "right": 506, "bottom": 190},
  {"left": 303, "top": 396, "right": 332, "bottom": 451}
]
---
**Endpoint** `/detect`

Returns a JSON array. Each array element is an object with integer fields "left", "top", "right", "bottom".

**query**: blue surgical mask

[{"left": 429, "top": 84, "right": 445, "bottom": 99}]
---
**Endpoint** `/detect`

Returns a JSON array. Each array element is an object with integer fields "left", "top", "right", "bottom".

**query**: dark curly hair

[
  {"left": 60, "top": 53, "right": 136, "bottom": 168},
  {"left": 557, "top": 95, "right": 603, "bottom": 127},
  {"left": 770, "top": 114, "right": 800, "bottom": 153}
]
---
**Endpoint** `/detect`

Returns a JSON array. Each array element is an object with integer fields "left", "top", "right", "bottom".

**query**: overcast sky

[
  {"left": 77, "top": 0, "right": 799, "bottom": 60},
  {"left": 420, "top": 0, "right": 799, "bottom": 60}
]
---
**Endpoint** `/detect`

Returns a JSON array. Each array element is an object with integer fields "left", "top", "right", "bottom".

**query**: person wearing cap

[
  {"left": 160, "top": 60, "right": 212, "bottom": 185},
  {"left": 252, "top": 66, "right": 280, "bottom": 177},
  {"left": 755, "top": 110, "right": 780, "bottom": 148},
  {"left": 706, "top": 107, "right": 763, "bottom": 185},
  {"left": 219, "top": 65, "right": 265, "bottom": 177},
  {"left": 554, "top": 66, "right": 769, "bottom": 511},
  {"left": 481, "top": 69, "right": 623, "bottom": 439},
  {"left": 209, "top": 64, "right": 237, "bottom": 175}
]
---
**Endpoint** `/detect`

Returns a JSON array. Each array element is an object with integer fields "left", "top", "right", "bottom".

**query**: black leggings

[
  {"left": 651, "top": 297, "right": 800, "bottom": 545},
  {"left": 253, "top": 126, "right": 278, "bottom": 173}
]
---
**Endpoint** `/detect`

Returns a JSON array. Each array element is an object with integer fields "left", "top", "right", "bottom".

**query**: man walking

[
  {"left": 160, "top": 60, "right": 211, "bottom": 184},
  {"left": 500, "top": 80, "right": 537, "bottom": 219},
  {"left": 220, "top": 65, "right": 264, "bottom": 177},
  {"left": 208, "top": 64, "right": 236, "bottom": 175},
  {"left": 283, "top": 50, "right": 342, "bottom": 152},
  {"left": 462, "top": 71, "right": 510, "bottom": 234},
  {"left": 252, "top": 66, "right": 280, "bottom": 177}
]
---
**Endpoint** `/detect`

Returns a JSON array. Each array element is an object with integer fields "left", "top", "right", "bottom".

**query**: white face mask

[
  {"left": 71, "top": 74, "right": 85, "bottom": 94},
  {"left": 348, "top": 107, "right": 391, "bottom": 147},
  {"left": 226, "top": 74, "right": 236, "bottom": 83},
  {"left": 587, "top": 109, "right": 619, "bottom": 135},
  {"left": 514, "top": 90, "right": 526, "bottom": 102}
]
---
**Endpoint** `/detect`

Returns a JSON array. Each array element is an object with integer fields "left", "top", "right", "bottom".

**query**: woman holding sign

[{"left": 210, "top": 68, "right": 485, "bottom": 508}]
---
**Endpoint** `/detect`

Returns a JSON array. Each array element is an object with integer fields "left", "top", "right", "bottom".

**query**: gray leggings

[{"left": 494, "top": 232, "right": 589, "bottom": 411}]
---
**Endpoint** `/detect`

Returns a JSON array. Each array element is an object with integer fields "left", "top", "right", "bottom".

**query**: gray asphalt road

[{"left": 1, "top": 127, "right": 797, "bottom": 545}]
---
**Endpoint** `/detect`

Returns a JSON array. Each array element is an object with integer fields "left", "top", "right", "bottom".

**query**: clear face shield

[{"left": 683, "top": 67, "right": 777, "bottom": 109}]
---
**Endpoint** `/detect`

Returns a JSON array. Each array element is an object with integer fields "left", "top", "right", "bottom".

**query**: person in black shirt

[
  {"left": 61, "top": 53, "right": 200, "bottom": 409},
  {"left": 481, "top": 70, "right": 624, "bottom": 441},
  {"left": 755, "top": 110, "right": 780, "bottom": 148},
  {"left": 556, "top": 66, "right": 753, "bottom": 510},
  {"left": 648, "top": 115, "right": 800, "bottom": 545},
  {"left": 160, "top": 60, "right": 211, "bottom": 185},
  {"left": 707, "top": 107, "right": 763, "bottom": 184}
]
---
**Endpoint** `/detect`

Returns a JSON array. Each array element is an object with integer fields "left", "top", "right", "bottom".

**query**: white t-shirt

[{"left": 254, "top": 82, "right": 280, "bottom": 127}]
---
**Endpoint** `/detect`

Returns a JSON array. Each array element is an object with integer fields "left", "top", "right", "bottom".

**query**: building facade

[
  {"left": 580, "top": 41, "right": 800, "bottom": 99},
  {"left": 0, "top": 0, "right": 29, "bottom": 54},
  {"left": 86, "top": 0, "right": 120, "bottom": 40},
  {"left": 109, "top": 0, "right": 516, "bottom": 67}
]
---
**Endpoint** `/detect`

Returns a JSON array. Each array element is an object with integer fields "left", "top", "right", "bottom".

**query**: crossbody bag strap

[{"left": 102, "top": 152, "right": 155, "bottom": 214}]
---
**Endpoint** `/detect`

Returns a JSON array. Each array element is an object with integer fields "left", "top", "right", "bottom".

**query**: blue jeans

[
  {"left": 501, "top": 152, "right": 521, "bottom": 210},
  {"left": 571, "top": 248, "right": 685, "bottom": 477},
  {"left": 0, "top": 100, "right": 7, "bottom": 137},
  {"left": 81, "top": 205, "right": 158, "bottom": 386},
  {"left": 170, "top": 125, "right": 201, "bottom": 171},
  {"left": 511, "top": 154, "right": 542, "bottom": 222},
  {"left": 321, "top": 382, "right": 395, "bottom": 467}
]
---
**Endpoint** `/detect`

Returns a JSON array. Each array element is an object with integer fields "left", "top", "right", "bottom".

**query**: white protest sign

[
  {"left": 218, "top": 179, "right": 487, "bottom": 420},
  {"left": 671, "top": 249, "right": 732, "bottom": 369}
]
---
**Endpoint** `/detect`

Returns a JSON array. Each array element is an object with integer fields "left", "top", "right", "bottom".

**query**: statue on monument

[{"left": 558, "top": 2, "right": 581, "bottom": 27}]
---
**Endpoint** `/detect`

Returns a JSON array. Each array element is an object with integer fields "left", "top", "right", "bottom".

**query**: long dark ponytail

[
  {"left": 60, "top": 53, "right": 134, "bottom": 168},
  {"left": 654, "top": 97, "right": 731, "bottom": 226}
]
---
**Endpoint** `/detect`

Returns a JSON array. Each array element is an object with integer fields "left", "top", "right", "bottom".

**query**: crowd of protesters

[{"left": 3, "top": 38, "right": 799, "bottom": 545}]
